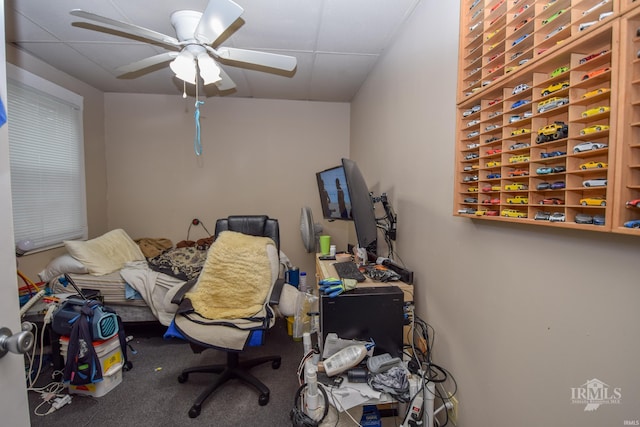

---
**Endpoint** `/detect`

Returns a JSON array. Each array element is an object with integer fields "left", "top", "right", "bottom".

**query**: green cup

[{"left": 319, "top": 235, "right": 331, "bottom": 255}]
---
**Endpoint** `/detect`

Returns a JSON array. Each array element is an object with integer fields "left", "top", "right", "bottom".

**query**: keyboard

[{"left": 332, "top": 261, "right": 367, "bottom": 282}]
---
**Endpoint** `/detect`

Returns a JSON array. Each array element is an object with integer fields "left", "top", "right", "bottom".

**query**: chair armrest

[
  {"left": 269, "top": 278, "right": 286, "bottom": 306},
  {"left": 171, "top": 278, "right": 198, "bottom": 305}
]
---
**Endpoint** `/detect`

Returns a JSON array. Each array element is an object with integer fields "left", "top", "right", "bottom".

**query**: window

[{"left": 7, "top": 64, "right": 87, "bottom": 253}]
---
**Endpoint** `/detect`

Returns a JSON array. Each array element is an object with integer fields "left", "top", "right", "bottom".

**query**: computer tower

[{"left": 320, "top": 285, "right": 404, "bottom": 358}]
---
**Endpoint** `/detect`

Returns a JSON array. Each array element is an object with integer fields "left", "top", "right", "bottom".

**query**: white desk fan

[{"left": 300, "top": 207, "right": 323, "bottom": 253}]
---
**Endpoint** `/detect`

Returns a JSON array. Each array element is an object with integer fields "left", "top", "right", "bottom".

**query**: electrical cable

[{"left": 290, "top": 382, "right": 329, "bottom": 427}]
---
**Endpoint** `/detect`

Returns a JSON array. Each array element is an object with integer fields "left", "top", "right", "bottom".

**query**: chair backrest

[{"left": 214, "top": 215, "right": 280, "bottom": 253}]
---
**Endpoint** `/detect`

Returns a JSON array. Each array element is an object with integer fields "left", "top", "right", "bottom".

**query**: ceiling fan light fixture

[
  {"left": 170, "top": 51, "right": 197, "bottom": 84},
  {"left": 197, "top": 53, "right": 222, "bottom": 85}
]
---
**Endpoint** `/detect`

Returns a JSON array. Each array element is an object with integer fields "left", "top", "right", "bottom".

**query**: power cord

[{"left": 290, "top": 382, "right": 329, "bottom": 427}]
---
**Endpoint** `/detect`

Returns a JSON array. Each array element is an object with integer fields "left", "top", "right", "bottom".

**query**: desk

[{"left": 315, "top": 255, "right": 414, "bottom": 304}]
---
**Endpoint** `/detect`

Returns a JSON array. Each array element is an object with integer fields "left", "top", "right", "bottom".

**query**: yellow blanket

[{"left": 186, "top": 231, "right": 275, "bottom": 320}]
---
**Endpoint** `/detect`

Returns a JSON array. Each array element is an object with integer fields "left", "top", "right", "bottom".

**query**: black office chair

[{"left": 172, "top": 215, "right": 284, "bottom": 418}]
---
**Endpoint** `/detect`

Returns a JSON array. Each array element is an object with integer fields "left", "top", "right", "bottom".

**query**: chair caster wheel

[
  {"left": 272, "top": 359, "right": 281, "bottom": 369},
  {"left": 178, "top": 373, "right": 188, "bottom": 383},
  {"left": 188, "top": 405, "right": 201, "bottom": 418},
  {"left": 259, "top": 393, "right": 269, "bottom": 406}
]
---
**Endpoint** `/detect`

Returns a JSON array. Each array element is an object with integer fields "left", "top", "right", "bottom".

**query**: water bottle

[{"left": 299, "top": 272, "right": 307, "bottom": 293}]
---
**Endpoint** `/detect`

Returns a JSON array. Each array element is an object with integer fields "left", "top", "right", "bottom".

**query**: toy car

[
  {"left": 540, "top": 197, "right": 564, "bottom": 205},
  {"left": 536, "top": 121, "right": 568, "bottom": 143},
  {"left": 583, "top": 0, "right": 609, "bottom": 17},
  {"left": 544, "top": 25, "right": 564, "bottom": 39},
  {"left": 486, "top": 210, "right": 500, "bottom": 216},
  {"left": 465, "top": 153, "right": 480, "bottom": 160},
  {"left": 542, "top": 9, "right": 565, "bottom": 25},
  {"left": 573, "top": 141, "right": 608, "bottom": 153},
  {"left": 513, "top": 83, "right": 530, "bottom": 94},
  {"left": 486, "top": 160, "right": 502, "bottom": 167},
  {"left": 491, "top": 0, "right": 505, "bottom": 12},
  {"left": 512, "top": 33, "right": 529, "bottom": 46},
  {"left": 507, "top": 195, "right": 529, "bottom": 204},
  {"left": 509, "top": 142, "right": 530, "bottom": 150},
  {"left": 488, "top": 97, "right": 502, "bottom": 106},
  {"left": 626, "top": 199, "right": 640, "bottom": 207},
  {"left": 509, "top": 154, "right": 530, "bottom": 163},
  {"left": 509, "top": 169, "right": 529, "bottom": 177},
  {"left": 485, "top": 136, "right": 500, "bottom": 143},
  {"left": 580, "top": 196, "right": 606, "bottom": 206},
  {"left": 468, "top": 187, "right": 479, "bottom": 192},
  {"left": 467, "top": 119, "right": 481, "bottom": 127},
  {"left": 537, "top": 97, "right": 569, "bottom": 113},
  {"left": 575, "top": 213, "right": 594, "bottom": 224},
  {"left": 467, "top": 131, "right": 480, "bottom": 138},
  {"left": 482, "top": 198, "right": 501, "bottom": 205},
  {"left": 582, "top": 88, "right": 609, "bottom": 99},
  {"left": 511, "top": 128, "right": 531, "bottom": 136},
  {"left": 551, "top": 181, "right": 566, "bottom": 189},
  {"left": 540, "top": 150, "right": 566, "bottom": 158},
  {"left": 458, "top": 207, "right": 477, "bottom": 214},
  {"left": 593, "top": 215, "right": 606, "bottom": 225},
  {"left": 534, "top": 211, "right": 551, "bottom": 220},
  {"left": 579, "top": 21, "right": 597, "bottom": 32},
  {"left": 549, "top": 212, "right": 566, "bottom": 222},
  {"left": 463, "top": 175, "right": 479, "bottom": 182},
  {"left": 485, "top": 124, "right": 500, "bottom": 131},
  {"left": 487, "top": 173, "right": 501, "bottom": 179},
  {"left": 537, "top": 182, "right": 551, "bottom": 190},
  {"left": 624, "top": 219, "right": 640, "bottom": 228},
  {"left": 486, "top": 148, "right": 502, "bottom": 155},
  {"left": 579, "top": 49, "right": 609, "bottom": 64},
  {"left": 580, "top": 161, "right": 608, "bottom": 169},
  {"left": 543, "top": 0, "right": 558, "bottom": 10},
  {"left": 467, "top": 143, "right": 480, "bottom": 149},
  {"left": 583, "top": 178, "right": 607, "bottom": 187},
  {"left": 511, "top": 99, "right": 530, "bottom": 109},
  {"left": 579, "top": 125, "right": 609, "bottom": 135},
  {"left": 550, "top": 66, "right": 569, "bottom": 77},
  {"left": 513, "top": 20, "right": 528, "bottom": 32},
  {"left": 553, "top": 166, "right": 566, "bottom": 173},
  {"left": 501, "top": 209, "right": 527, "bottom": 218},
  {"left": 464, "top": 197, "right": 478, "bottom": 203},
  {"left": 582, "top": 67, "right": 610, "bottom": 80},
  {"left": 541, "top": 81, "right": 569, "bottom": 96},
  {"left": 536, "top": 166, "right": 553, "bottom": 174},
  {"left": 581, "top": 106, "right": 610, "bottom": 118},
  {"left": 505, "top": 183, "right": 528, "bottom": 190}
]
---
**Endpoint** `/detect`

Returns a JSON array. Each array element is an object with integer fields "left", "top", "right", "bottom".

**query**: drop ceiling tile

[{"left": 309, "top": 52, "right": 378, "bottom": 102}]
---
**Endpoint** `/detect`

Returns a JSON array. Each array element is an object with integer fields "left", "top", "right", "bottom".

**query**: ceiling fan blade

[
  {"left": 195, "top": 0, "right": 244, "bottom": 45},
  {"left": 215, "top": 48, "right": 297, "bottom": 72},
  {"left": 116, "top": 52, "right": 179, "bottom": 75},
  {"left": 215, "top": 67, "right": 236, "bottom": 91},
  {"left": 70, "top": 9, "right": 181, "bottom": 48}
]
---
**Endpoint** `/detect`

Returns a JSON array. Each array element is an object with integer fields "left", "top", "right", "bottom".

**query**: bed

[{"left": 42, "top": 229, "right": 209, "bottom": 325}]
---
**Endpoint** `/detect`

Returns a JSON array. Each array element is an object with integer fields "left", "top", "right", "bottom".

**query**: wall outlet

[{"left": 447, "top": 392, "right": 459, "bottom": 426}]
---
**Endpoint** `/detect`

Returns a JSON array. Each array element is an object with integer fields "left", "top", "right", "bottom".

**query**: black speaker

[{"left": 320, "top": 286, "right": 404, "bottom": 358}]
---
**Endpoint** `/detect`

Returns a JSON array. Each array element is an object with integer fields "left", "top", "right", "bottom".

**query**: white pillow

[
  {"left": 38, "top": 254, "right": 89, "bottom": 282},
  {"left": 64, "top": 229, "right": 145, "bottom": 275}
]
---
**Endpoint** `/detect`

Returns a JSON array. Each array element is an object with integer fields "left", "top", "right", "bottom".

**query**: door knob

[{"left": 0, "top": 326, "right": 34, "bottom": 358}]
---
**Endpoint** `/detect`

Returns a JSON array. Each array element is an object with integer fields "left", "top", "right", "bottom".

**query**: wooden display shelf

[{"left": 454, "top": 0, "right": 640, "bottom": 232}]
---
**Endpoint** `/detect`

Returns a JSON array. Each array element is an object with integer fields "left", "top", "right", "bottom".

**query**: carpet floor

[{"left": 27, "top": 319, "right": 303, "bottom": 426}]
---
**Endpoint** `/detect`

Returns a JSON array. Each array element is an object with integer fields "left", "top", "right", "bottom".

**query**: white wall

[
  {"left": 351, "top": 2, "right": 640, "bottom": 426},
  {"left": 104, "top": 94, "right": 352, "bottom": 277}
]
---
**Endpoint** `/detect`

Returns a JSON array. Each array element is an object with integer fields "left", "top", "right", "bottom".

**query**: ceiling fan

[{"left": 70, "top": 0, "right": 297, "bottom": 92}]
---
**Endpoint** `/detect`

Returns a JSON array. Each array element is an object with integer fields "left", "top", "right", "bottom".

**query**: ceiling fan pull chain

[{"left": 194, "top": 100, "right": 204, "bottom": 156}]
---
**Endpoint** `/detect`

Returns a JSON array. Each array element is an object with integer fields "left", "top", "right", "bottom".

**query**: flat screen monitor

[
  {"left": 341, "top": 158, "right": 378, "bottom": 256},
  {"left": 316, "top": 165, "right": 353, "bottom": 221}
]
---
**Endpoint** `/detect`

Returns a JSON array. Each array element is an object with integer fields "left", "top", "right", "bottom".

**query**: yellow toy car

[
  {"left": 509, "top": 154, "right": 530, "bottom": 164},
  {"left": 541, "top": 80, "right": 569, "bottom": 96},
  {"left": 507, "top": 195, "right": 529, "bottom": 204},
  {"left": 581, "top": 106, "right": 610, "bottom": 118},
  {"left": 579, "top": 196, "right": 606, "bottom": 206},
  {"left": 504, "top": 183, "right": 528, "bottom": 190},
  {"left": 581, "top": 88, "right": 610, "bottom": 99},
  {"left": 579, "top": 161, "right": 608, "bottom": 170},
  {"left": 580, "top": 124, "right": 609, "bottom": 135},
  {"left": 486, "top": 160, "right": 502, "bottom": 167},
  {"left": 511, "top": 128, "right": 531, "bottom": 136},
  {"left": 501, "top": 209, "right": 527, "bottom": 218}
]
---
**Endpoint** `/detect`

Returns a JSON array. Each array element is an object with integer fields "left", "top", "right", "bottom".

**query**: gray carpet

[{"left": 28, "top": 319, "right": 303, "bottom": 426}]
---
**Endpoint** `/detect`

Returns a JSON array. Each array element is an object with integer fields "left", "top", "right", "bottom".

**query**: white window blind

[{"left": 7, "top": 66, "right": 87, "bottom": 252}]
